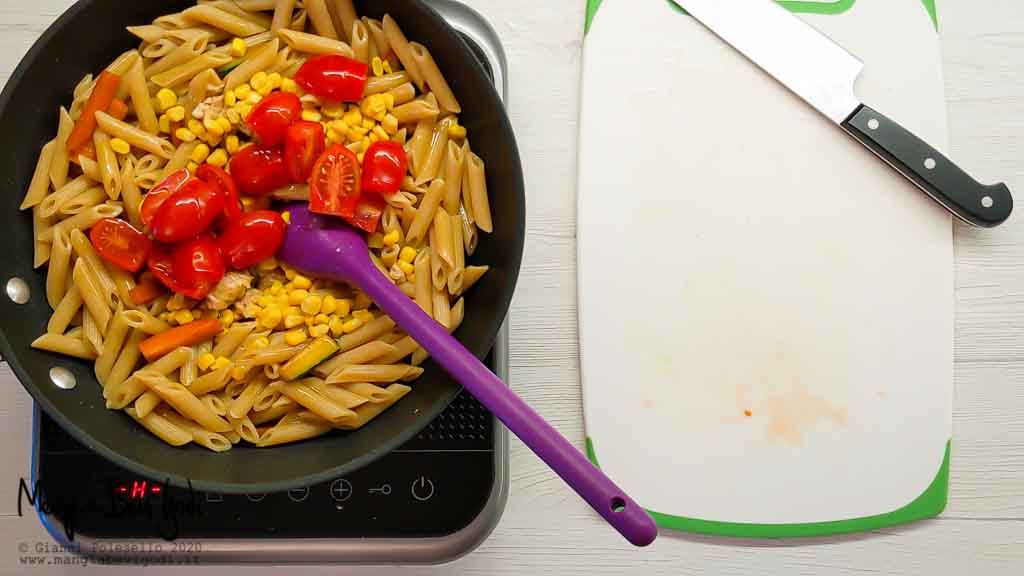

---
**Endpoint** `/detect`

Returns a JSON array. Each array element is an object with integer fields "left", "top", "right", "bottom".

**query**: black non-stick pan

[{"left": 0, "top": 0, "right": 524, "bottom": 493}]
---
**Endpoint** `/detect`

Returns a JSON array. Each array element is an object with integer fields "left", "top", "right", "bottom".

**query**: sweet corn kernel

[
  {"left": 230, "top": 37, "right": 247, "bottom": 58},
  {"left": 281, "top": 211, "right": 291, "bottom": 224},
  {"left": 241, "top": 197, "right": 255, "bottom": 212},
  {"left": 326, "top": 128, "right": 342, "bottom": 144},
  {"left": 206, "top": 148, "right": 229, "bottom": 167},
  {"left": 257, "top": 295, "right": 272, "bottom": 308},
  {"left": 220, "top": 309, "right": 235, "bottom": 327},
  {"left": 155, "top": 88, "right": 178, "bottom": 112},
  {"left": 309, "top": 324, "right": 330, "bottom": 338},
  {"left": 300, "top": 295, "right": 322, "bottom": 315},
  {"left": 216, "top": 116, "right": 232, "bottom": 134},
  {"left": 252, "top": 336, "right": 270, "bottom": 349},
  {"left": 407, "top": 272, "right": 416, "bottom": 283},
  {"left": 256, "top": 81, "right": 273, "bottom": 96},
  {"left": 203, "top": 116, "right": 224, "bottom": 137},
  {"left": 158, "top": 114, "right": 171, "bottom": 133},
  {"left": 382, "top": 229, "right": 401, "bottom": 246},
  {"left": 224, "top": 90, "right": 237, "bottom": 107},
  {"left": 372, "top": 125, "right": 390, "bottom": 141},
  {"left": 258, "top": 307, "right": 283, "bottom": 329},
  {"left": 448, "top": 123, "right": 467, "bottom": 140},
  {"left": 231, "top": 365, "right": 248, "bottom": 380},
  {"left": 287, "top": 289, "right": 309, "bottom": 305},
  {"left": 397, "top": 260, "right": 415, "bottom": 276},
  {"left": 284, "top": 328, "right": 308, "bottom": 346},
  {"left": 284, "top": 314, "right": 305, "bottom": 329},
  {"left": 257, "top": 257, "right": 278, "bottom": 271},
  {"left": 322, "top": 103, "right": 344, "bottom": 119},
  {"left": 249, "top": 71, "right": 269, "bottom": 92},
  {"left": 281, "top": 77, "right": 299, "bottom": 94},
  {"left": 212, "top": 356, "right": 233, "bottom": 371},
  {"left": 329, "top": 317, "right": 346, "bottom": 337},
  {"left": 186, "top": 161, "right": 199, "bottom": 172},
  {"left": 167, "top": 293, "right": 187, "bottom": 311},
  {"left": 267, "top": 72, "right": 283, "bottom": 89},
  {"left": 224, "top": 134, "right": 241, "bottom": 154},
  {"left": 305, "top": 316, "right": 316, "bottom": 327},
  {"left": 204, "top": 132, "right": 223, "bottom": 148},
  {"left": 197, "top": 352, "right": 216, "bottom": 371},
  {"left": 190, "top": 143, "right": 211, "bottom": 163},
  {"left": 371, "top": 56, "right": 385, "bottom": 77},
  {"left": 159, "top": 311, "right": 173, "bottom": 322},
  {"left": 234, "top": 84, "right": 252, "bottom": 100},
  {"left": 381, "top": 114, "right": 398, "bottom": 135},
  {"left": 109, "top": 138, "right": 131, "bottom": 155},
  {"left": 247, "top": 92, "right": 262, "bottom": 104},
  {"left": 353, "top": 309, "right": 374, "bottom": 324},
  {"left": 361, "top": 95, "right": 387, "bottom": 121},
  {"left": 187, "top": 119, "right": 205, "bottom": 136},
  {"left": 167, "top": 106, "right": 187, "bottom": 122},
  {"left": 356, "top": 152, "right": 365, "bottom": 163},
  {"left": 361, "top": 118, "right": 375, "bottom": 129},
  {"left": 342, "top": 108, "right": 362, "bottom": 126},
  {"left": 314, "top": 313, "right": 330, "bottom": 325},
  {"left": 238, "top": 102, "right": 254, "bottom": 119},
  {"left": 382, "top": 93, "right": 395, "bottom": 109},
  {"left": 383, "top": 60, "right": 393, "bottom": 74},
  {"left": 268, "top": 284, "right": 283, "bottom": 297},
  {"left": 316, "top": 296, "right": 335, "bottom": 315},
  {"left": 291, "top": 274, "right": 312, "bottom": 290},
  {"left": 399, "top": 246, "right": 417, "bottom": 263},
  {"left": 341, "top": 318, "right": 363, "bottom": 334},
  {"left": 368, "top": 132, "right": 381, "bottom": 144},
  {"left": 334, "top": 298, "right": 352, "bottom": 318},
  {"left": 301, "top": 109, "right": 322, "bottom": 122},
  {"left": 225, "top": 108, "right": 242, "bottom": 125}
]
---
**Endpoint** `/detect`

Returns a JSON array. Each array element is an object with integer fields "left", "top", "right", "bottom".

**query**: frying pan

[{"left": 0, "top": 0, "right": 524, "bottom": 493}]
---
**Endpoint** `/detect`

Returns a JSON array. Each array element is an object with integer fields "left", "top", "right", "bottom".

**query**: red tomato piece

[
  {"left": 196, "top": 164, "right": 241, "bottom": 222},
  {"left": 309, "top": 145, "right": 361, "bottom": 218},
  {"left": 217, "top": 210, "right": 287, "bottom": 270},
  {"left": 150, "top": 179, "right": 226, "bottom": 243},
  {"left": 147, "top": 243, "right": 183, "bottom": 294},
  {"left": 348, "top": 194, "right": 387, "bottom": 234},
  {"left": 230, "top": 145, "right": 291, "bottom": 197},
  {"left": 140, "top": 168, "right": 191, "bottom": 227},
  {"left": 245, "top": 91, "right": 302, "bottom": 147},
  {"left": 283, "top": 121, "right": 325, "bottom": 183},
  {"left": 294, "top": 55, "right": 368, "bottom": 102},
  {"left": 361, "top": 141, "right": 407, "bottom": 196},
  {"left": 89, "top": 218, "right": 151, "bottom": 272},
  {"left": 170, "top": 235, "right": 226, "bottom": 300}
]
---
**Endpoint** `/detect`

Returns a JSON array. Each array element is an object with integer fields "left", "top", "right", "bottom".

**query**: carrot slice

[
  {"left": 107, "top": 98, "right": 129, "bottom": 121},
  {"left": 129, "top": 280, "right": 165, "bottom": 305},
  {"left": 139, "top": 319, "right": 221, "bottom": 362},
  {"left": 67, "top": 70, "right": 121, "bottom": 153}
]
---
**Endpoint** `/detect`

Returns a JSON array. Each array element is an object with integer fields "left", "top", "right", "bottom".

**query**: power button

[{"left": 410, "top": 476, "right": 434, "bottom": 502}]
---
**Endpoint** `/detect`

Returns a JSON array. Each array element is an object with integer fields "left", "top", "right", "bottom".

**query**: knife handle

[{"left": 841, "top": 104, "right": 1012, "bottom": 227}]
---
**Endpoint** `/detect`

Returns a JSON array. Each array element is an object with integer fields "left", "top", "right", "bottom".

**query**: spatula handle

[{"left": 353, "top": 265, "right": 658, "bottom": 547}]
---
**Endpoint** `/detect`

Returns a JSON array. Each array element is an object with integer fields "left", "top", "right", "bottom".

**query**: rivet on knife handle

[{"left": 842, "top": 104, "right": 1013, "bottom": 227}]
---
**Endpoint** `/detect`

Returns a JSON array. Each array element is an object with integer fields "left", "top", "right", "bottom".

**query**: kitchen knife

[{"left": 678, "top": 0, "right": 1013, "bottom": 227}]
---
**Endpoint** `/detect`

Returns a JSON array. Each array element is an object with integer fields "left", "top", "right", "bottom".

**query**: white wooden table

[{"left": 1, "top": 1, "right": 1022, "bottom": 574}]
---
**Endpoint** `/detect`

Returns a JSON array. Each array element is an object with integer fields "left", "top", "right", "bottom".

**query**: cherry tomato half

[
  {"left": 294, "top": 54, "right": 368, "bottom": 103},
  {"left": 309, "top": 145, "right": 361, "bottom": 218},
  {"left": 140, "top": 168, "right": 191, "bottom": 227},
  {"left": 245, "top": 91, "right": 302, "bottom": 147},
  {"left": 361, "top": 141, "right": 407, "bottom": 196},
  {"left": 170, "top": 235, "right": 226, "bottom": 300},
  {"left": 217, "top": 210, "right": 287, "bottom": 270},
  {"left": 196, "top": 164, "right": 241, "bottom": 223},
  {"left": 348, "top": 194, "right": 387, "bottom": 234},
  {"left": 230, "top": 145, "right": 291, "bottom": 197},
  {"left": 89, "top": 218, "right": 151, "bottom": 272},
  {"left": 284, "top": 121, "right": 325, "bottom": 183},
  {"left": 147, "top": 243, "right": 184, "bottom": 295},
  {"left": 150, "top": 179, "right": 226, "bottom": 243}
]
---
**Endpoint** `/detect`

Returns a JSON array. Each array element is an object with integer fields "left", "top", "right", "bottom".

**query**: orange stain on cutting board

[{"left": 763, "top": 386, "right": 847, "bottom": 446}]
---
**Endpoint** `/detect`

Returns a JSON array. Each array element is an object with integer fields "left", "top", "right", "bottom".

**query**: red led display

[{"left": 115, "top": 480, "right": 164, "bottom": 499}]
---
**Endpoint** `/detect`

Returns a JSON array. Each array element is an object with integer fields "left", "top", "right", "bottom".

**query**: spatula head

[{"left": 278, "top": 203, "right": 374, "bottom": 286}]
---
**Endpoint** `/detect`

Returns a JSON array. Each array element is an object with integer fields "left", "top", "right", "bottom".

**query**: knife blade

[{"left": 678, "top": 0, "right": 1012, "bottom": 227}]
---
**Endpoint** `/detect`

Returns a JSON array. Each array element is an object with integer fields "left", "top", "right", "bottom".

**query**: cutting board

[{"left": 578, "top": 0, "right": 952, "bottom": 537}]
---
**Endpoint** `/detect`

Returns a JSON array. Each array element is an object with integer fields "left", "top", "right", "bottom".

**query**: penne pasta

[
  {"left": 443, "top": 140, "right": 465, "bottom": 212},
  {"left": 340, "top": 382, "right": 394, "bottom": 403},
  {"left": 103, "top": 329, "right": 146, "bottom": 399},
  {"left": 432, "top": 285, "right": 451, "bottom": 329},
  {"left": 275, "top": 28, "right": 353, "bottom": 58},
  {"left": 92, "top": 130, "right": 122, "bottom": 200},
  {"left": 351, "top": 20, "right": 369, "bottom": 63},
  {"left": 382, "top": 15, "right": 424, "bottom": 90},
  {"left": 119, "top": 159, "right": 143, "bottom": 227},
  {"left": 158, "top": 141, "right": 198, "bottom": 182},
  {"left": 275, "top": 379, "right": 357, "bottom": 423},
  {"left": 138, "top": 371, "right": 233, "bottom": 432},
  {"left": 69, "top": 229, "right": 119, "bottom": 309},
  {"left": 33, "top": 207, "right": 52, "bottom": 269},
  {"left": 314, "top": 340, "right": 397, "bottom": 377},
  {"left": 203, "top": 394, "right": 228, "bottom": 417},
  {"left": 430, "top": 210, "right": 453, "bottom": 285},
  {"left": 447, "top": 212, "right": 465, "bottom": 295},
  {"left": 408, "top": 119, "right": 432, "bottom": 176},
  {"left": 40, "top": 174, "right": 93, "bottom": 218},
  {"left": 160, "top": 410, "right": 233, "bottom": 452},
  {"left": 94, "top": 305, "right": 129, "bottom": 383},
  {"left": 49, "top": 108, "right": 73, "bottom": 190},
  {"left": 409, "top": 42, "right": 461, "bottom": 114},
  {"left": 60, "top": 186, "right": 107, "bottom": 216},
  {"left": 190, "top": 366, "right": 232, "bottom": 395},
  {"left": 142, "top": 39, "right": 178, "bottom": 60},
  {"left": 225, "top": 38, "right": 280, "bottom": 90},
  {"left": 374, "top": 335, "right": 420, "bottom": 365},
  {"left": 459, "top": 265, "right": 490, "bottom": 296},
  {"left": 151, "top": 52, "right": 233, "bottom": 89},
  {"left": 182, "top": 4, "right": 267, "bottom": 37},
  {"left": 95, "top": 112, "right": 176, "bottom": 159},
  {"left": 305, "top": 0, "right": 338, "bottom": 39},
  {"left": 308, "top": 380, "right": 368, "bottom": 409},
  {"left": 460, "top": 201, "right": 479, "bottom": 256},
  {"left": 337, "top": 315, "right": 397, "bottom": 353},
  {"left": 126, "top": 407, "right": 193, "bottom": 447},
  {"left": 46, "top": 228, "right": 72, "bottom": 309},
  {"left": 48, "top": 287, "right": 83, "bottom": 336},
  {"left": 466, "top": 151, "right": 493, "bottom": 233},
  {"left": 364, "top": 71, "right": 409, "bottom": 95},
  {"left": 145, "top": 33, "right": 209, "bottom": 78},
  {"left": 270, "top": 0, "right": 297, "bottom": 33},
  {"left": 236, "top": 0, "right": 279, "bottom": 10},
  {"left": 79, "top": 155, "right": 101, "bottom": 181},
  {"left": 257, "top": 410, "right": 331, "bottom": 446},
  {"left": 228, "top": 374, "right": 269, "bottom": 419},
  {"left": 204, "top": 0, "right": 274, "bottom": 28},
  {"left": 330, "top": 0, "right": 358, "bottom": 43},
  {"left": 414, "top": 248, "right": 433, "bottom": 317},
  {"left": 31, "top": 333, "right": 98, "bottom": 360},
  {"left": 212, "top": 321, "right": 257, "bottom": 357},
  {"left": 406, "top": 179, "right": 445, "bottom": 243},
  {"left": 232, "top": 416, "right": 260, "bottom": 443},
  {"left": 134, "top": 391, "right": 162, "bottom": 419},
  {"left": 333, "top": 384, "right": 411, "bottom": 430},
  {"left": 365, "top": 18, "right": 389, "bottom": 57},
  {"left": 415, "top": 115, "right": 449, "bottom": 185},
  {"left": 121, "top": 309, "right": 172, "bottom": 335},
  {"left": 82, "top": 309, "right": 104, "bottom": 355},
  {"left": 392, "top": 93, "right": 440, "bottom": 126},
  {"left": 20, "top": 140, "right": 56, "bottom": 210}
]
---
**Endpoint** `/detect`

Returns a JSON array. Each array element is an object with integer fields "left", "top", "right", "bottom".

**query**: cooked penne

[
  {"left": 275, "top": 379, "right": 357, "bottom": 423},
  {"left": 49, "top": 108, "right": 73, "bottom": 190},
  {"left": 305, "top": 0, "right": 338, "bottom": 39},
  {"left": 365, "top": 18, "right": 389, "bottom": 56},
  {"left": 382, "top": 15, "right": 424, "bottom": 90},
  {"left": 126, "top": 407, "right": 192, "bottom": 447},
  {"left": 350, "top": 20, "right": 369, "bottom": 62},
  {"left": 443, "top": 140, "right": 465, "bottom": 212},
  {"left": 69, "top": 229, "right": 119, "bottom": 309},
  {"left": 60, "top": 186, "right": 107, "bottom": 216},
  {"left": 142, "top": 39, "right": 178, "bottom": 60},
  {"left": 447, "top": 213, "right": 465, "bottom": 294},
  {"left": 82, "top": 309, "right": 104, "bottom": 355},
  {"left": 20, "top": 140, "right": 56, "bottom": 210},
  {"left": 415, "top": 116, "right": 450, "bottom": 185},
  {"left": 308, "top": 380, "right": 368, "bottom": 409},
  {"left": 33, "top": 208, "right": 52, "bottom": 269},
  {"left": 229, "top": 374, "right": 269, "bottom": 419},
  {"left": 186, "top": 68, "right": 223, "bottom": 112},
  {"left": 314, "top": 340, "right": 397, "bottom": 376},
  {"left": 31, "top": 333, "right": 98, "bottom": 360},
  {"left": 160, "top": 410, "right": 233, "bottom": 452},
  {"left": 364, "top": 71, "right": 409, "bottom": 95},
  {"left": 46, "top": 228, "right": 72, "bottom": 309},
  {"left": 466, "top": 151, "right": 493, "bottom": 233},
  {"left": 48, "top": 286, "right": 83, "bottom": 335},
  {"left": 39, "top": 174, "right": 93, "bottom": 218},
  {"left": 460, "top": 202, "right": 478, "bottom": 256},
  {"left": 213, "top": 321, "right": 257, "bottom": 357},
  {"left": 334, "top": 384, "right": 411, "bottom": 430},
  {"left": 330, "top": 0, "right": 358, "bottom": 42},
  {"left": 409, "top": 42, "right": 461, "bottom": 114},
  {"left": 392, "top": 93, "right": 440, "bottom": 126},
  {"left": 204, "top": 0, "right": 274, "bottom": 28},
  {"left": 275, "top": 28, "right": 353, "bottom": 58},
  {"left": 158, "top": 141, "right": 198, "bottom": 182},
  {"left": 183, "top": 4, "right": 267, "bottom": 37},
  {"left": 408, "top": 120, "right": 432, "bottom": 176},
  {"left": 406, "top": 179, "right": 445, "bottom": 243},
  {"left": 459, "top": 265, "right": 490, "bottom": 296},
  {"left": 203, "top": 393, "right": 229, "bottom": 417},
  {"left": 139, "top": 371, "right": 233, "bottom": 432},
  {"left": 431, "top": 208, "right": 454, "bottom": 271},
  {"left": 107, "top": 266, "right": 136, "bottom": 308},
  {"left": 257, "top": 410, "right": 332, "bottom": 446},
  {"left": 94, "top": 306, "right": 129, "bottom": 383},
  {"left": 374, "top": 335, "right": 420, "bottom": 365},
  {"left": 414, "top": 248, "right": 433, "bottom": 317},
  {"left": 95, "top": 112, "right": 176, "bottom": 159},
  {"left": 151, "top": 52, "right": 233, "bottom": 89},
  {"left": 133, "top": 391, "right": 162, "bottom": 419},
  {"left": 236, "top": 0, "right": 279, "bottom": 11},
  {"left": 232, "top": 415, "right": 260, "bottom": 443},
  {"left": 121, "top": 309, "right": 172, "bottom": 335},
  {"left": 190, "top": 366, "right": 232, "bottom": 395},
  {"left": 270, "top": 0, "right": 297, "bottom": 32},
  {"left": 432, "top": 284, "right": 451, "bottom": 329},
  {"left": 337, "top": 315, "right": 396, "bottom": 353},
  {"left": 119, "top": 159, "right": 143, "bottom": 227},
  {"left": 325, "top": 363, "right": 422, "bottom": 385},
  {"left": 102, "top": 330, "right": 146, "bottom": 400},
  {"left": 92, "top": 130, "right": 122, "bottom": 200},
  {"left": 250, "top": 398, "right": 294, "bottom": 424},
  {"left": 340, "top": 382, "right": 393, "bottom": 403},
  {"left": 78, "top": 155, "right": 100, "bottom": 181},
  {"left": 225, "top": 38, "right": 280, "bottom": 90}
]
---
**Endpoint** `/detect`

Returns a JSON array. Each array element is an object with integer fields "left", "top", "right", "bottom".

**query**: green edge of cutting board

[
  {"left": 586, "top": 437, "right": 950, "bottom": 537},
  {"left": 584, "top": 0, "right": 939, "bottom": 35}
]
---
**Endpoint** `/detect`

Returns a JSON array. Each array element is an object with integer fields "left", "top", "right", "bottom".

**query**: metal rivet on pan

[
  {"left": 50, "top": 367, "right": 77, "bottom": 390},
  {"left": 867, "top": 118, "right": 880, "bottom": 130},
  {"left": 6, "top": 277, "right": 29, "bottom": 304},
  {"left": 924, "top": 158, "right": 936, "bottom": 170},
  {"left": 981, "top": 196, "right": 994, "bottom": 208}
]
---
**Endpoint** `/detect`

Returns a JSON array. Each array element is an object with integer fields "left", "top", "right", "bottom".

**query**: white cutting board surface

[{"left": 578, "top": 0, "right": 952, "bottom": 533}]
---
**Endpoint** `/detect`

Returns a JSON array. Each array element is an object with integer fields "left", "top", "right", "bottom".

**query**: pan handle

[{"left": 352, "top": 263, "right": 658, "bottom": 547}]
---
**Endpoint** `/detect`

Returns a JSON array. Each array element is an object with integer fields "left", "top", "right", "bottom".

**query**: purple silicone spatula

[{"left": 279, "top": 204, "right": 657, "bottom": 547}]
